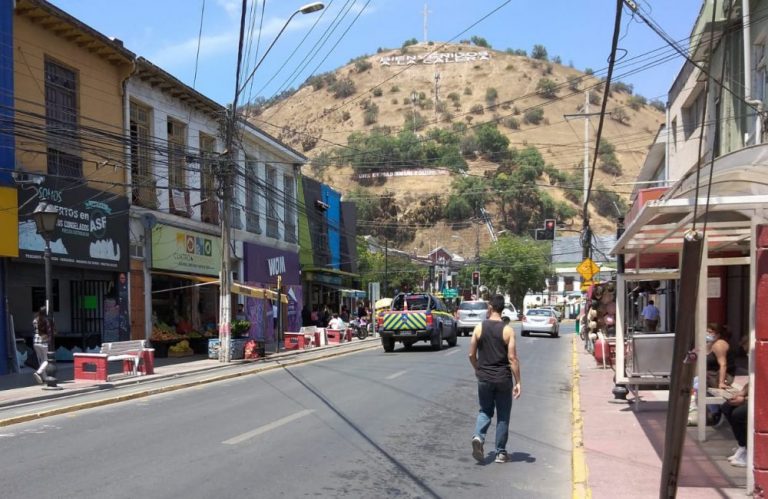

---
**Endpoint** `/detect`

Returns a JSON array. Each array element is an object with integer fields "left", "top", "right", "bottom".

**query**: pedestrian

[
  {"left": 641, "top": 300, "right": 660, "bottom": 331},
  {"left": 235, "top": 303, "right": 246, "bottom": 321},
  {"left": 721, "top": 383, "right": 749, "bottom": 467},
  {"left": 468, "top": 294, "right": 522, "bottom": 464},
  {"left": 32, "top": 306, "right": 53, "bottom": 385}
]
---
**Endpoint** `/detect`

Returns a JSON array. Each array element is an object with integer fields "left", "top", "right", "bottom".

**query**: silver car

[
  {"left": 456, "top": 300, "right": 487, "bottom": 336},
  {"left": 521, "top": 308, "right": 560, "bottom": 338}
]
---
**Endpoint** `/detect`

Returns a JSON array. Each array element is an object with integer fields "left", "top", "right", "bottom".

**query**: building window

[
  {"left": 266, "top": 166, "right": 279, "bottom": 239},
  {"left": 45, "top": 59, "right": 82, "bottom": 178},
  {"left": 167, "top": 119, "right": 188, "bottom": 215},
  {"left": 283, "top": 174, "right": 296, "bottom": 243},
  {"left": 564, "top": 276, "right": 574, "bottom": 292},
  {"left": 245, "top": 157, "right": 260, "bottom": 233},
  {"left": 130, "top": 102, "right": 154, "bottom": 207},
  {"left": 682, "top": 90, "right": 705, "bottom": 140},
  {"left": 199, "top": 133, "right": 218, "bottom": 224}
]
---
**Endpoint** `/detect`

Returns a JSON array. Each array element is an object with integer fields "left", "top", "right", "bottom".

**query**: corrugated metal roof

[{"left": 552, "top": 235, "right": 617, "bottom": 264}]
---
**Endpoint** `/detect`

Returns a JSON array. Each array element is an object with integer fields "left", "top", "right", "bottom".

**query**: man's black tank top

[{"left": 476, "top": 320, "right": 511, "bottom": 382}]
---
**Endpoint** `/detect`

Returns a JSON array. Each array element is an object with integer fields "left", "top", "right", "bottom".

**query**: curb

[
  {"left": 0, "top": 339, "right": 381, "bottom": 427},
  {"left": 572, "top": 335, "right": 591, "bottom": 499}
]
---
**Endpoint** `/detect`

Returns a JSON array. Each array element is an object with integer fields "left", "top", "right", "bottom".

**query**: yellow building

[{"left": 10, "top": 0, "right": 137, "bottom": 348}]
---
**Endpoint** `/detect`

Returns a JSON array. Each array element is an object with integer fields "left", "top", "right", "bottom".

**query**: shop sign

[
  {"left": 243, "top": 242, "right": 300, "bottom": 285},
  {"left": 151, "top": 224, "right": 221, "bottom": 276},
  {"left": 17, "top": 180, "right": 129, "bottom": 271}
]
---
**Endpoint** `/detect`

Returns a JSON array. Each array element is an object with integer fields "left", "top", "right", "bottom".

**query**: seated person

[
  {"left": 721, "top": 383, "right": 749, "bottom": 467},
  {"left": 327, "top": 313, "right": 345, "bottom": 331},
  {"left": 706, "top": 323, "right": 735, "bottom": 389}
]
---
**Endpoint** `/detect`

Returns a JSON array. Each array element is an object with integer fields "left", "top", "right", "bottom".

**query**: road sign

[
  {"left": 442, "top": 288, "right": 458, "bottom": 298},
  {"left": 576, "top": 258, "right": 600, "bottom": 281},
  {"left": 580, "top": 280, "right": 594, "bottom": 291}
]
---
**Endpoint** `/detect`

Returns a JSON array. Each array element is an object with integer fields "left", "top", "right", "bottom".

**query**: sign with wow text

[
  {"left": 151, "top": 223, "right": 221, "bottom": 276},
  {"left": 17, "top": 179, "right": 129, "bottom": 271},
  {"left": 380, "top": 51, "right": 491, "bottom": 66}
]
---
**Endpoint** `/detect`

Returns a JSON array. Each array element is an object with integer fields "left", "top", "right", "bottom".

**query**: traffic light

[
  {"left": 472, "top": 271, "right": 480, "bottom": 287},
  {"left": 542, "top": 219, "right": 556, "bottom": 240}
]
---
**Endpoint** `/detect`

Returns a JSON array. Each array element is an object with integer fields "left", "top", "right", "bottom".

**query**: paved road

[{"left": 1, "top": 324, "right": 574, "bottom": 498}]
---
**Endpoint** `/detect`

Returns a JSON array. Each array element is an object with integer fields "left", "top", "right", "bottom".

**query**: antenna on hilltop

[{"left": 423, "top": 1, "right": 430, "bottom": 44}]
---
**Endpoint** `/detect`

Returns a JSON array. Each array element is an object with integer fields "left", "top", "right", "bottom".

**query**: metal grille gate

[{"left": 70, "top": 280, "right": 109, "bottom": 349}]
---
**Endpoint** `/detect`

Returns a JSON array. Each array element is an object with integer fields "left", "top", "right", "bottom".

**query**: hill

[{"left": 249, "top": 42, "right": 664, "bottom": 257}]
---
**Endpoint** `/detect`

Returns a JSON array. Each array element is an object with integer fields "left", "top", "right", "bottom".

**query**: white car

[
  {"left": 501, "top": 303, "right": 518, "bottom": 324},
  {"left": 521, "top": 308, "right": 560, "bottom": 338}
]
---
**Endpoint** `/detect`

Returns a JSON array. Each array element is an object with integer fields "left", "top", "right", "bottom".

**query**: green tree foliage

[
  {"left": 470, "top": 35, "right": 491, "bottom": 48},
  {"left": 444, "top": 195, "right": 473, "bottom": 222},
  {"left": 612, "top": 81, "right": 633, "bottom": 94},
  {"left": 372, "top": 87, "right": 383, "bottom": 97},
  {"left": 627, "top": 94, "right": 647, "bottom": 110},
  {"left": 590, "top": 186, "right": 628, "bottom": 219},
  {"left": 470, "top": 104, "right": 485, "bottom": 115},
  {"left": 568, "top": 75, "right": 580, "bottom": 92},
  {"left": 451, "top": 175, "right": 487, "bottom": 215},
  {"left": 524, "top": 107, "right": 544, "bottom": 125},
  {"left": 353, "top": 57, "right": 373, "bottom": 73},
  {"left": 584, "top": 67, "right": 594, "bottom": 75},
  {"left": 403, "top": 111, "right": 427, "bottom": 131},
  {"left": 475, "top": 123, "right": 510, "bottom": 161},
  {"left": 536, "top": 78, "right": 558, "bottom": 98},
  {"left": 598, "top": 139, "right": 622, "bottom": 175},
  {"left": 649, "top": 99, "right": 665, "bottom": 112},
  {"left": 485, "top": 87, "right": 498, "bottom": 104},
  {"left": 478, "top": 235, "right": 550, "bottom": 306},
  {"left": 611, "top": 107, "right": 630, "bottom": 125},
  {"left": 330, "top": 78, "right": 356, "bottom": 98},
  {"left": 503, "top": 117, "right": 520, "bottom": 130},
  {"left": 531, "top": 44, "right": 548, "bottom": 60},
  {"left": 552, "top": 55, "right": 562, "bottom": 64},
  {"left": 356, "top": 237, "right": 427, "bottom": 295},
  {"left": 363, "top": 102, "right": 380, "bottom": 125},
  {"left": 402, "top": 38, "right": 418, "bottom": 48}
]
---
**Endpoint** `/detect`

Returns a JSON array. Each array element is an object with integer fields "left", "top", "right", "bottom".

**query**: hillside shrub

[
  {"left": 591, "top": 187, "right": 628, "bottom": 218},
  {"left": 476, "top": 123, "right": 510, "bottom": 160},
  {"left": 402, "top": 38, "right": 418, "bottom": 48},
  {"left": 544, "top": 63, "right": 553, "bottom": 75},
  {"left": 486, "top": 87, "right": 498, "bottom": 104},
  {"left": 584, "top": 67, "right": 594, "bottom": 75},
  {"left": 503, "top": 117, "right": 520, "bottom": 130},
  {"left": 627, "top": 94, "right": 647, "bottom": 110},
  {"left": 363, "top": 103, "right": 379, "bottom": 125},
  {"left": 341, "top": 111, "right": 351, "bottom": 121},
  {"left": 471, "top": 35, "right": 491, "bottom": 48},
  {"left": 536, "top": 78, "right": 558, "bottom": 98},
  {"left": 451, "top": 122, "right": 468, "bottom": 134},
  {"left": 354, "top": 58, "right": 373, "bottom": 73},
  {"left": 552, "top": 55, "right": 562, "bottom": 64},
  {"left": 403, "top": 111, "right": 427, "bottom": 131},
  {"left": 445, "top": 195, "right": 473, "bottom": 221},
  {"left": 568, "top": 75, "right": 580, "bottom": 92},
  {"left": 441, "top": 112, "right": 454, "bottom": 123},
  {"left": 464, "top": 86, "right": 473, "bottom": 95},
  {"left": 390, "top": 85, "right": 400, "bottom": 93},
  {"left": 589, "top": 92, "right": 601, "bottom": 106},
  {"left": 330, "top": 78, "right": 356, "bottom": 98},
  {"left": 470, "top": 104, "right": 485, "bottom": 115},
  {"left": 524, "top": 108, "right": 544, "bottom": 125},
  {"left": 612, "top": 81, "right": 633, "bottom": 94},
  {"left": 598, "top": 140, "right": 622, "bottom": 175},
  {"left": 611, "top": 107, "right": 630, "bottom": 125},
  {"left": 447, "top": 92, "right": 460, "bottom": 103},
  {"left": 391, "top": 98, "right": 398, "bottom": 105},
  {"left": 372, "top": 87, "right": 383, "bottom": 97},
  {"left": 650, "top": 99, "right": 665, "bottom": 112},
  {"left": 436, "top": 100, "right": 447, "bottom": 113},
  {"left": 531, "top": 44, "right": 548, "bottom": 60},
  {"left": 460, "top": 134, "right": 479, "bottom": 158}
]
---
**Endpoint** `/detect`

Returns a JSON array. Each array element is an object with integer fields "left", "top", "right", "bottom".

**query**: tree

[
  {"left": 524, "top": 108, "right": 544, "bottom": 125},
  {"left": 451, "top": 175, "right": 487, "bottom": 215},
  {"left": 357, "top": 237, "right": 427, "bottom": 296},
  {"left": 470, "top": 35, "right": 491, "bottom": 48},
  {"left": 531, "top": 44, "right": 548, "bottom": 61},
  {"left": 475, "top": 123, "right": 510, "bottom": 161},
  {"left": 598, "top": 139, "right": 622, "bottom": 175},
  {"left": 444, "top": 195, "right": 473, "bottom": 221},
  {"left": 478, "top": 235, "right": 550, "bottom": 307},
  {"left": 536, "top": 78, "right": 558, "bottom": 98}
]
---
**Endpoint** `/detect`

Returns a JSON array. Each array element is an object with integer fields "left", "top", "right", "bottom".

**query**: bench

[{"left": 73, "top": 340, "right": 150, "bottom": 381}]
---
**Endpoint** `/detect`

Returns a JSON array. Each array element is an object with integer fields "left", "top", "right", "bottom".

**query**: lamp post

[
  {"left": 32, "top": 201, "right": 60, "bottom": 389},
  {"left": 219, "top": 1, "right": 324, "bottom": 362}
]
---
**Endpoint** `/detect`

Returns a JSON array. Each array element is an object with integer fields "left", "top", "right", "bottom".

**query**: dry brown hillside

[{"left": 250, "top": 42, "right": 663, "bottom": 255}]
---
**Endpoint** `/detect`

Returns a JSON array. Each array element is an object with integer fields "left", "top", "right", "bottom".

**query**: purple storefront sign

[{"left": 243, "top": 243, "right": 302, "bottom": 341}]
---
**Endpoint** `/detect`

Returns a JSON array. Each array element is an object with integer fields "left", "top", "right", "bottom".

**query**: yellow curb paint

[
  {"left": 572, "top": 335, "right": 591, "bottom": 499},
  {"left": 0, "top": 342, "right": 380, "bottom": 428}
]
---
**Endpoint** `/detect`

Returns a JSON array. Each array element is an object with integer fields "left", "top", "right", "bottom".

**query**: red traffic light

[
  {"left": 545, "top": 219, "right": 555, "bottom": 229},
  {"left": 472, "top": 271, "right": 480, "bottom": 286}
]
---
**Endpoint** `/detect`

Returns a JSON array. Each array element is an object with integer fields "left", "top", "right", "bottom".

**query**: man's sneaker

[
  {"left": 471, "top": 437, "right": 484, "bottom": 463},
  {"left": 495, "top": 451, "right": 509, "bottom": 463},
  {"left": 32, "top": 372, "right": 43, "bottom": 385},
  {"left": 729, "top": 447, "right": 747, "bottom": 463},
  {"left": 730, "top": 451, "right": 747, "bottom": 468}
]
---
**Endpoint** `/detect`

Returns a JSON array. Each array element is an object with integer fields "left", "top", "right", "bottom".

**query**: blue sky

[{"left": 51, "top": 0, "right": 703, "bottom": 106}]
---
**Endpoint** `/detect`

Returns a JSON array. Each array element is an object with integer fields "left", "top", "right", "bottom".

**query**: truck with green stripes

[{"left": 377, "top": 293, "right": 458, "bottom": 352}]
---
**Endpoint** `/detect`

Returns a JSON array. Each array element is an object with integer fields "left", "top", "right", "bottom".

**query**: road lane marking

[
  {"left": 385, "top": 370, "right": 408, "bottom": 380},
  {"left": 443, "top": 348, "right": 460, "bottom": 356},
  {"left": 223, "top": 409, "right": 314, "bottom": 445}
]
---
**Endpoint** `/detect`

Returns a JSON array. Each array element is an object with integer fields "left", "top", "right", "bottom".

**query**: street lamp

[
  {"left": 219, "top": 1, "right": 324, "bottom": 362},
  {"left": 32, "top": 201, "right": 60, "bottom": 389}
]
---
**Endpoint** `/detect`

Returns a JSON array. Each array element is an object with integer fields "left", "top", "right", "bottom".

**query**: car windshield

[
  {"left": 392, "top": 295, "right": 430, "bottom": 311},
  {"left": 459, "top": 302, "right": 487, "bottom": 311},
  {"left": 527, "top": 309, "right": 552, "bottom": 316}
]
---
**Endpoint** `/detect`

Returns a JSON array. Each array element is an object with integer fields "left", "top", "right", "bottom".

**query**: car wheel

[
  {"left": 403, "top": 341, "right": 413, "bottom": 350},
  {"left": 382, "top": 338, "right": 395, "bottom": 352},
  {"left": 447, "top": 326, "right": 458, "bottom": 347},
  {"left": 521, "top": 330, "right": 529, "bottom": 337},
  {"left": 431, "top": 329, "right": 443, "bottom": 351}
]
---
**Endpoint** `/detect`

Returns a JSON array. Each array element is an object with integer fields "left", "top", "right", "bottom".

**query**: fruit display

[
  {"left": 151, "top": 322, "right": 181, "bottom": 342},
  {"left": 168, "top": 339, "right": 193, "bottom": 357}
]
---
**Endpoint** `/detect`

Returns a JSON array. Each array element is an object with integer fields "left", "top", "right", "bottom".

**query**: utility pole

[
  {"left": 423, "top": 1, "right": 429, "bottom": 44},
  {"left": 384, "top": 239, "right": 389, "bottom": 298},
  {"left": 218, "top": 0, "right": 248, "bottom": 362},
  {"left": 564, "top": 90, "right": 602, "bottom": 260}
]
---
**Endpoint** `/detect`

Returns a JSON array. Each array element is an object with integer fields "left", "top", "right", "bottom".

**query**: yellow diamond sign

[{"left": 577, "top": 258, "right": 600, "bottom": 281}]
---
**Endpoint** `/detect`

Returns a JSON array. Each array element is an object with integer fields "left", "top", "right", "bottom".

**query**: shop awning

[
  {"left": 340, "top": 289, "right": 366, "bottom": 299},
  {"left": 151, "top": 271, "right": 219, "bottom": 283},
  {"left": 230, "top": 282, "right": 288, "bottom": 304}
]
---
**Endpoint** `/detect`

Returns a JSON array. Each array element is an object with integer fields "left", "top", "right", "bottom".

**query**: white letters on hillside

[{"left": 380, "top": 51, "right": 491, "bottom": 66}]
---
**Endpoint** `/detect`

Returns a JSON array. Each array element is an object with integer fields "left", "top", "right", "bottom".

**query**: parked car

[
  {"left": 456, "top": 300, "right": 487, "bottom": 336},
  {"left": 542, "top": 306, "right": 562, "bottom": 322},
  {"left": 521, "top": 308, "right": 560, "bottom": 338},
  {"left": 501, "top": 303, "right": 518, "bottom": 324}
]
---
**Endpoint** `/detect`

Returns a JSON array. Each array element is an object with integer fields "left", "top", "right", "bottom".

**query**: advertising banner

[
  {"left": 151, "top": 223, "right": 221, "bottom": 276},
  {"left": 18, "top": 180, "right": 129, "bottom": 271}
]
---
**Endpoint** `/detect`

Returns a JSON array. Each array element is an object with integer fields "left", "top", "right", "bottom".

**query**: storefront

[
  {"left": 242, "top": 242, "right": 301, "bottom": 342},
  {"left": 9, "top": 180, "right": 129, "bottom": 357},
  {"left": 150, "top": 223, "right": 221, "bottom": 339}
]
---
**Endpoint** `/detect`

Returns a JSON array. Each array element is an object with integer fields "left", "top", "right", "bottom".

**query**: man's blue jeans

[{"left": 474, "top": 378, "right": 513, "bottom": 453}]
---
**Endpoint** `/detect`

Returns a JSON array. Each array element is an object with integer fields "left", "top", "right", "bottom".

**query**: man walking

[
  {"left": 641, "top": 300, "right": 660, "bottom": 332},
  {"left": 468, "top": 294, "right": 521, "bottom": 464}
]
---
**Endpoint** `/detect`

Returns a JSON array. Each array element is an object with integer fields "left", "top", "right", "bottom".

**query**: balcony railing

[
  {"left": 200, "top": 197, "right": 219, "bottom": 225},
  {"left": 132, "top": 176, "right": 157, "bottom": 209}
]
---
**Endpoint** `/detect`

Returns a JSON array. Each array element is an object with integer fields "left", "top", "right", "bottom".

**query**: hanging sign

[{"left": 151, "top": 224, "right": 221, "bottom": 276}]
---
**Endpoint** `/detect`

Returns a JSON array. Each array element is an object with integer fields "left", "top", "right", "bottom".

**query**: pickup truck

[{"left": 377, "top": 293, "right": 458, "bottom": 352}]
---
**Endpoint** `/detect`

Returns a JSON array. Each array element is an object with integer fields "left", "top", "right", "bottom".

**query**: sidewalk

[
  {"left": 576, "top": 336, "right": 749, "bottom": 498},
  {"left": 0, "top": 337, "right": 379, "bottom": 419}
]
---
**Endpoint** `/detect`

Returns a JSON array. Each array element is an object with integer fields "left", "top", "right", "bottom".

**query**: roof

[{"left": 552, "top": 236, "right": 616, "bottom": 264}]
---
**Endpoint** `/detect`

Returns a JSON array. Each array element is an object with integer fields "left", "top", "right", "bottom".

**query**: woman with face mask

[{"left": 705, "top": 323, "right": 735, "bottom": 389}]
